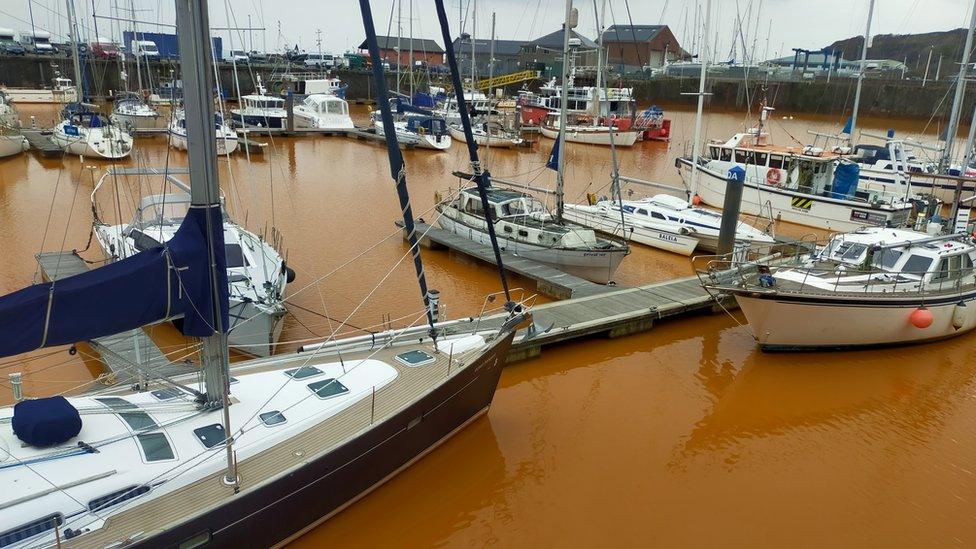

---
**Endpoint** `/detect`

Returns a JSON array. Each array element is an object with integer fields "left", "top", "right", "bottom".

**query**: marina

[{"left": 0, "top": 0, "right": 975, "bottom": 547}]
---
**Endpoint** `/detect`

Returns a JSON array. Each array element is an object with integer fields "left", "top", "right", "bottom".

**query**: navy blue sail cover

[
  {"left": 12, "top": 396, "right": 82, "bottom": 447},
  {"left": 0, "top": 205, "right": 228, "bottom": 359}
]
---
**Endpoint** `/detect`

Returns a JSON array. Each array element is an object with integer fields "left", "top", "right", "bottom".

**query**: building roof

[
  {"left": 601, "top": 25, "right": 665, "bottom": 43},
  {"left": 523, "top": 27, "right": 599, "bottom": 51},
  {"left": 450, "top": 37, "right": 524, "bottom": 57},
  {"left": 358, "top": 36, "right": 444, "bottom": 54}
]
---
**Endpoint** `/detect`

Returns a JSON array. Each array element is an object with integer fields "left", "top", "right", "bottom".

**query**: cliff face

[{"left": 826, "top": 28, "right": 967, "bottom": 73}]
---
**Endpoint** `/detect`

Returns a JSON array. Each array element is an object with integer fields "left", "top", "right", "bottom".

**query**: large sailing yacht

[{"left": 0, "top": 2, "right": 523, "bottom": 547}]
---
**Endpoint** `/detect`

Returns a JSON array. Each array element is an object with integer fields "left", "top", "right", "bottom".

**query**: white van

[
  {"left": 20, "top": 31, "right": 55, "bottom": 54},
  {"left": 131, "top": 40, "right": 159, "bottom": 58},
  {"left": 304, "top": 53, "right": 335, "bottom": 69}
]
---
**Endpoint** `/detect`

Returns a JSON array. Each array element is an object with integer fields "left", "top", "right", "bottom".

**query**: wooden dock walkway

[
  {"left": 21, "top": 130, "right": 64, "bottom": 158},
  {"left": 36, "top": 251, "right": 197, "bottom": 386},
  {"left": 401, "top": 220, "right": 614, "bottom": 299}
]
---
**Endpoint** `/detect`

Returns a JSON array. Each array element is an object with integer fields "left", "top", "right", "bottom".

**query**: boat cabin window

[
  {"left": 871, "top": 249, "right": 902, "bottom": 270},
  {"left": 518, "top": 229, "right": 529, "bottom": 237},
  {"left": 326, "top": 100, "right": 347, "bottom": 115},
  {"left": 769, "top": 154, "right": 784, "bottom": 169},
  {"left": 0, "top": 514, "right": 64, "bottom": 547},
  {"left": 754, "top": 153, "right": 768, "bottom": 166},
  {"left": 902, "top": 254, "right": 933, "bottom": 276},
  {"left": 89, "top": 485, "right": 151, "bottom": 512},
  {"left": 720, "top": 148, "right": 732, "bottom": 162},
  {"left": 225, "top": 243, "right": 250, "bottom": 268},
  {"left": 308, "top": 378, "right": 350, "bottom": 399},
  {"left": 636, "top": 208, "right": 648, "bottom": 216},
  {"left": 651, "top": 211, "right": 666, "bottom": 220},
  {"left": 931, "top": 255, "right": 965, "bottom": 283},
  {"left": 285, "top": 365, "right": 323, "bottom": 379},
  {"left": 193, "top": 424, "right": 227, "bottom": 449},
  {"left": 138, "top": 432, "right": 175, "bottom": 461},
  {"left": 840, "top": 243, "right": 867, "bottom": 262},
  {"left": 962, "top": 254, "right": 974, "bottom": 278},
  {"left": 259, "top": 411, "right": 287, "bottom": 426},
  {"left": 464, "top": 197, "right": 484, "bottom": 215},
  {"left": 734, "top": 150, "right": 749, "bottom": 163},
  {"left": 709, "top": 146, "right": 720, "bottom": 159}
]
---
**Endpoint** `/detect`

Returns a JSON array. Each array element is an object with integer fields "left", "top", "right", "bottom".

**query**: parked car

[
  {"left": 91, "top": 39, "right": 121, "bottom": 59},
  {"left": 228, "top": 50, "right": 249, "bottom": 63},
  {"left": 304, "top": 53, "right": 335, "bottom": 68},
  {"left": 0, "top": 28, "right": 25, "bottom": 55}
]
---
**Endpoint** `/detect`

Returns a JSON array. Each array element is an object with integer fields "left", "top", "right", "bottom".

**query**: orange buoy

[
  {"left": 691, "top": 194, "right": 702, "bottom": 206},
  {"left": 909, "top": 306, "right": 934, "bottom": 329}
]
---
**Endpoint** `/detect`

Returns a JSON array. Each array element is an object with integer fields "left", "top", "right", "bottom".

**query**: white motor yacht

[
  {"left": 230, "top": 77, "right": 287, "bottom": 129},
  {"left": 564, "top": 194, "right": 774, "bottom": 256},
  {"left": 294, "top": 94, "right": 354, "bottom": 130},
  {"left": 1, "top": 77, "right": 77, "bottom": 104}
]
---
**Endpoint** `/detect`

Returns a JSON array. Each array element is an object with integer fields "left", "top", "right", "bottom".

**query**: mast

[
  {"left": 175, "top": 0, "right": 236, "bottom": 485},
  {"left": 66, "top": 0, "right": 84, "bottom": 100},
  {"left": 942, "top": 0, "right": 976, "bottom": 171},
  {"left": 433, "top": 0, "right": 511, "bottom": 305},
  {"left": 555, "top": 0, "right": 577, "bottom": 223},
  {"left": 129, "top": 0, "right": 144, "bottom": 92},
  {"left": 360, "top": 0, "right": 439, "bottom": 334},
  {"left": 471, "top": 0, "right": 476, "bottom": 90},
  {"left": 409, "top": 0, "right": 414, "bottom": 97},
  {"left": 689, "top": 0, "right": 711, "bottom": 198},
  {"left": 396, "top": 0, "right": 401, "bottom": 96},
  {"left": 848, "top": 0, "right": 874, "bottom": 144},
  {"left": 592, "top": 0, "right": 607, "bottom": 124}
]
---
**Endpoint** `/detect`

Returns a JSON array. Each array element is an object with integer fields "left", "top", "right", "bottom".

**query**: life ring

[{"left": 766, "top": 168, "right": 782, "bottom": 185}]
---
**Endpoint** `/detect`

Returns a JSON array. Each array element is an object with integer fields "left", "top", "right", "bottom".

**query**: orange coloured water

[{"left": 0, "top": 103, "right": 973, "bottom": 547}]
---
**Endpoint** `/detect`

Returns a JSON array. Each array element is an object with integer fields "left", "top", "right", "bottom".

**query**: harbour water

[{"left": 1, "top": 104, "right": 974, "bottom": 546}]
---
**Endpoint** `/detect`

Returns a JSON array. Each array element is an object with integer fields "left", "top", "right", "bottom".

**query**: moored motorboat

[
  {"left": 1, "top": 77, "right": 77, "bottom": 104},
  {"left": 447, "top": 120, "right": 522, "bottom": 148},
  {"left": 230, "top": 76, "right": 287, "bottom": 129},
  {"left": 373, "top": 110, "right": 451, "bottom": 150},
  {"left": 539, "top": 112, "right": 638, "bottom": 147},
  {"left": 293, "top": 93, "right": 354, "bottom": 130},
  {"left": 699, "top": 227, "right": 976, "bottom": 350}
]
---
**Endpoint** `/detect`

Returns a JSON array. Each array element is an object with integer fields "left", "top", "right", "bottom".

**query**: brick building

[
  {"left": 357, "top": 36, "right": 444, "bottom": 67},
  {"left": 600, "top": 25, "right": 687, "bottom": 73}
]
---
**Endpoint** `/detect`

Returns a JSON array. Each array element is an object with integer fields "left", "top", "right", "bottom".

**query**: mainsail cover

[{"left": 0, "top": 205, "right": 229, "bottom": 359}]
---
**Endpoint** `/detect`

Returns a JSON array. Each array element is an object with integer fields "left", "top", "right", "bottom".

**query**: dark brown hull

[{"left": 144, "top": 330, "right": 514, "bottom": 548}]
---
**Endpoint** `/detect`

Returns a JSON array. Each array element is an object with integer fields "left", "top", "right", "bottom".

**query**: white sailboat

[
  {"left": 0, "top": 91, "right": 28, "bottom": 159},
  {"left": 167, "top": 108, "right": 239, "bottom": 154},
  {"left": 437, "top": 0, "right": 629, "bottom": 284},
  {"left": 52, "top": 0, "right": 133, "bottom": 159},
  {"left": 0, "top": 2, "right": 522, "bottom": 546}
]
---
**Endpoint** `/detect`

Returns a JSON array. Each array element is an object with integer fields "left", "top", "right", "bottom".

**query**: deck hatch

[
  {"left": 193, "top": 424, "right": 227, "bottom": 449},
  {"left": 285, "top": 366, "right": 323, "bottom": 380},
  {"left": 259, "top": 411, "right": 287, "bottom": 426},
  {"left": 89, "top": 485, "right": 151, "bottom": 512},
  {"left": 307, "top": 379, "right": 349, "bottom": 399},
  {"left": 395, "top": 349, "right": 436, "bottom": 367}
]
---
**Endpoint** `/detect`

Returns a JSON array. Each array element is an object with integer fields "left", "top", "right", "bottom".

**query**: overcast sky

[{"left": 2, "top": 0, "right": 973, "bottom": 61}]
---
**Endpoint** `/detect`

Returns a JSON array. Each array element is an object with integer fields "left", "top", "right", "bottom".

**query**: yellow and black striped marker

[{"left": 791, "top": 197, "right": 813, "bottom": 210}]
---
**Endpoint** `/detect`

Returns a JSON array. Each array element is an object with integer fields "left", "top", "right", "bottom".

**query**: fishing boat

[
  {"left": 230, "top": 76, "right": 287, "bottom": 129},
  {"left": 293, "top": 93, "right": 354, "bottom": 130},
  {"left": 677, "top": 125, "right": 920, "bottom": 232},
  {"left": 516, "top": 78, "right": 636, "bottom": 129},
  {"left": 0, "top": 2, "right": 522, "bottom": 546},
  {"left": 699, "top": 228, "right": 976, "bottom": 350},
  {"left": 447, "top": 120, "right": 522, "bottom": 148},
  {"left": 633, "top": 105, "right": 671, "bottom": 142},
  {"left": 111, "top": 92, "right": 164, "bottom": 131},
  {"left": 0, "top": 77, "right": 77, "bottom": 104},
  {"left": 564, "top": 194, "right": 774, "bottom": 255},
  {"left": 51, "top": 103, "right": 133, "bottom": 159},
  {"left": 539, "top": 111, "right": 638, "bottom": 146},
  {"left": 167, "top": 108, "right": 239, "bottom": 155}
]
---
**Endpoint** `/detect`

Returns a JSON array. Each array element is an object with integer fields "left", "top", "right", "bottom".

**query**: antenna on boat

[
  {"left": 175, "top": 0, "right": 238, "bottom": 488},
  {"left": 433, "top": 0, "right": 513, "bottom": 308},
  {"left": 359, "top": 0, "right": 440, "bottom": 336}
]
